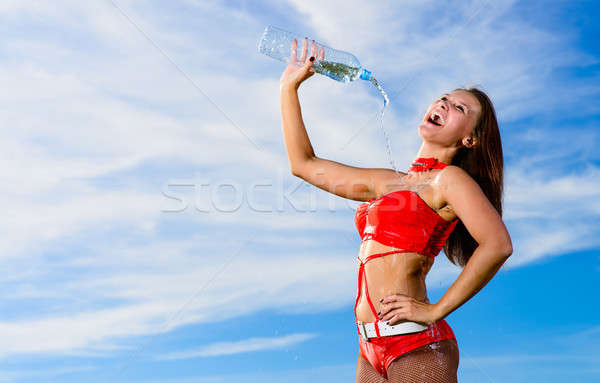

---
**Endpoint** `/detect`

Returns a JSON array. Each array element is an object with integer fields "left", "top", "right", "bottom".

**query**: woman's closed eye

[{"left": 440, "top": 96, "right": 465, "bottom": 113}]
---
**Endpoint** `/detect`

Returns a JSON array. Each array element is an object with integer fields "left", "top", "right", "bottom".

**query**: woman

[{"left": 279, "top": 38, "right": 513, "bottom": 382}]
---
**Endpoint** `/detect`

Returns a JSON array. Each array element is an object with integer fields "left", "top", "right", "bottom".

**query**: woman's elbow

[
  {"left": 482, "top": 236, "right": 512, "bottom": 258},
  {"left": 289, "top": 162, "right": 305, "bottom": 178},
  {"left": 289, "top": 157, "right": 315, "bottom": 179},
  {"left": 290, "top": 166, "right": 303, "bottom": 178},
  {"left": 497, "top": 237, "right": 513, "bottom": 258}
]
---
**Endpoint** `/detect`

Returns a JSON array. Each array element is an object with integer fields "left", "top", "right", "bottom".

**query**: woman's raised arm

[{"left": 279, "top": 38, "right": 400, "bottom": 202}]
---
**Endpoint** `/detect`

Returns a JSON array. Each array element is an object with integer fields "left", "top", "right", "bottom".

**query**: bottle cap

[{"left": 360, "top": 69, "right": 372, "bottom": 81}]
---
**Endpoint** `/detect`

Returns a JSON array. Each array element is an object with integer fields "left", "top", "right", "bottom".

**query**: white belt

[{"left": 357, "top": 320, "right": 428, "bottom": 341}]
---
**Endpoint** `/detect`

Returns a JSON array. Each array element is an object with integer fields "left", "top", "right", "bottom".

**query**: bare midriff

[{"left": 355, "top": 238, "right": 434, "bottom": 323}]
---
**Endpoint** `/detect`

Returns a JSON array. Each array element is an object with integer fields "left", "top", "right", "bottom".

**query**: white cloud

[
  {"left": 157, "top": 333, "right": 317, "bottom": 359},
  {"left": 0, "top": 232, "right": 356, "bottom": 357},
  {"left": 502, "top": 165, "right": 600, "bottom": 267},
  {"left": 0, "top": 365, "right": 96, "bottom": 383}
]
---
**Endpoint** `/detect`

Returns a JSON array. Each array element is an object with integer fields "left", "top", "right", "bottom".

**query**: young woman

[{"left": 279, "top": 38, "right": 513, "bottom": 382}]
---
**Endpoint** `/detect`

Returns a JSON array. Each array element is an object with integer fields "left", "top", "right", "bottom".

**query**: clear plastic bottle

[{"left": 258, "top": 25, "right": 373, "bottom": 83}]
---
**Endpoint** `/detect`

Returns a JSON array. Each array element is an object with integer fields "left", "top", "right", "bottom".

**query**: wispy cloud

[
  {"left": 503, "top": 165, "right": 600, "bottom": 267},
  {"left": 0, "top": 365, "right": 96, "bottom": 383},
  {"left": 0, "top": 235, "right": 354, "bottom": 358},
  {"left": 552, "top": 324, "right": 600, "bottom": 349},
  {"left": 157, "top": 333, "right": 317, "bottom": 360}
]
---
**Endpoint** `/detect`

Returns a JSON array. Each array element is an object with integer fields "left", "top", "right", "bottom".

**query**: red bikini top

[{"left": 354, "top": 157, "right": 459, "bottom": 258}]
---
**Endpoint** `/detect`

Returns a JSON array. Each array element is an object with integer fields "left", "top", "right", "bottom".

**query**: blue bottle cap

[{"left": 360, "top": 69, "right": 372, "bottom": 81}]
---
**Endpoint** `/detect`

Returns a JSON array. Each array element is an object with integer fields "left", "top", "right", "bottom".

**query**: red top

[
  {"left": 354, "top": 160, "right": 458, "bottom": 258},
  {"left": 355, "top": 190, "right": 458, "bottom": 258}
]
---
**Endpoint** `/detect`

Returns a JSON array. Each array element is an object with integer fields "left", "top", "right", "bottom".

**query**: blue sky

[{"left": 1, "top": 0, "right": 599, "bottom": 382}]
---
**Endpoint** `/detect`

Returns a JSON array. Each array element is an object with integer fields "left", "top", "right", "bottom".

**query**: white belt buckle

[{"left": 358, "top": 321, "right": 369, "bottom": 341}]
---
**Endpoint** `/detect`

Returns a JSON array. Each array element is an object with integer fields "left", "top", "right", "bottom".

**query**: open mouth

[
  {"left": 428, "top": 116, "right": 441, "bottom": 126},
  {"left": 427, "top": 111, "right": 444, "bottom": 126}
]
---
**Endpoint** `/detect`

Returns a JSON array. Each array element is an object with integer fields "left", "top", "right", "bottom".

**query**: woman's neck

[{"left": 415, "top": 142, "right": 456, "bottom": 165}]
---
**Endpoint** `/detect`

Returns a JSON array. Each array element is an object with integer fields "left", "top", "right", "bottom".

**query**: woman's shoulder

[
  {"left": 440, "top": 164, "right": 472, "bottom": 181},
  {"left": 438, "top": 164, "right": 484, "bottom": 199}
]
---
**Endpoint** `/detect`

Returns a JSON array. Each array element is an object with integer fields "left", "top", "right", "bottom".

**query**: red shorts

[{"left": 358, "top": 319, "right": 457, "bottom": 379}]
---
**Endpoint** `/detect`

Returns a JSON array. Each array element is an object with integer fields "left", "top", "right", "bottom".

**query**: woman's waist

[{"left": 355, "top": 286, "right": 429, "bottom": 323}]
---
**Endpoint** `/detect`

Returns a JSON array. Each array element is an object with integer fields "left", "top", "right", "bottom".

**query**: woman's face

[{"left": 418, "top": 90, "right": 482, "bottom": 148}]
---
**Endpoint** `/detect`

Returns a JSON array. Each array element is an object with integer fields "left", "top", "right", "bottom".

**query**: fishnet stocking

[{"left": 356, "top": 339, "right": 459, "bottom": 383}]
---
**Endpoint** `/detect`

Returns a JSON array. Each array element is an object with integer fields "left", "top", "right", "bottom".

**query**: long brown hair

[{"left": 444, "top": 87, "right": 504, "bottom": 268}]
